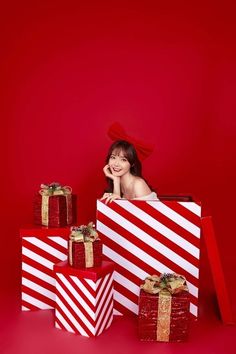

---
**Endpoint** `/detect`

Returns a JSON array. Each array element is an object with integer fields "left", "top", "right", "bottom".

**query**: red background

[{"left": 1, "top": 0, "right": 235, "bottom": 315}]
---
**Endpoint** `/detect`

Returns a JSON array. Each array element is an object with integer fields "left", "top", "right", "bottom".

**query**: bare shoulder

[{"left": 133, "top": 177, "right": 152, "bottom": 197}]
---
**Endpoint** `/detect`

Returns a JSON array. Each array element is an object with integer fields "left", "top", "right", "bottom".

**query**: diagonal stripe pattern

[
  {"left": 54, "top": 270, "right": 114, "bottom": 336},
  {"left": 96, "top": 199, "right": 201, "bottom": 318},
  {"left": 21, "top": 234, "right": 68, "bottom": 311}
]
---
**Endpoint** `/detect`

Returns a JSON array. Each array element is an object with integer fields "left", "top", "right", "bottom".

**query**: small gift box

[
  {"left": 68, "top": 222, "right": 102, "bottom": 268},
  {"left": 34, "top": 182, "right": 76, "bottom": 227},
  {"left": 138, "top": 273, "right": 190, "bottom": 342}
]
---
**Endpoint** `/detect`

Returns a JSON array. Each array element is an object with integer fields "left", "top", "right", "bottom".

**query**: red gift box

[
  {"left": 34, "top": 183, "right": 76, "bottom": 227},
  {"left": 69, "top": 239, "right": 102, "bottom": 268},
  {"left": 138, "top": 274, "right": 190, "bottom": 342},
  {"left": 68, "top": 223, "right": 102, "bottom": 268}
]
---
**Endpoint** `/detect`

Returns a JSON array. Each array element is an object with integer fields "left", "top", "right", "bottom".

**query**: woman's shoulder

[
  {"left": 133, "top": 176, "right": 147, "bottom": 185},
  {"left": 133, "top": 177, "right": 152, "bottom": 197}
]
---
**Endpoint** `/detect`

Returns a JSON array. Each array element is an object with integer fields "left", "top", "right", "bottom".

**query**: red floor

[
  {"left": 1, "top": 238, "right": 236, "bottom": 354},
  {"left": 1, "top": 283, "right": 236, "bottom": 354}
]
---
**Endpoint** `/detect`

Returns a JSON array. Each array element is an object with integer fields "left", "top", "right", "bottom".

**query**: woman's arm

[
  {"left": 103, "top": 164, "right": 121, "bottom": 196},
  {"left": 102, "top": 164, "right": 121, "bottom": 203}
]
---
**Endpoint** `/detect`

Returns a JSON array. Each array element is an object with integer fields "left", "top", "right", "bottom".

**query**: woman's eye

[{"left": 121, "top": 158, "right": 127, "bottom": 162}]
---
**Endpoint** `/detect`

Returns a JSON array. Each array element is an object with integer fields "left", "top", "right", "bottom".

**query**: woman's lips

[{"left": 112, "top": 168, "right": 122, "bottom": 172}]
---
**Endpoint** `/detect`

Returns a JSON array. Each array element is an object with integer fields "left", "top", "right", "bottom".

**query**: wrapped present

[
  {"left": 54, "top": 260, "right": 114, "bottom": 337},
  {"left": 20, "top": 226, "right": 70, "bottom": 311},
  {"left": 138, "top": 273, "right": 190, "bottom": 342},
  {"left": 34, "top": 182, "right": 76, "bottom": 227},
  {"left": 96, "top": 198, "right": 201, "bottom": 318},
  {"left": 68, "top": 223, "right": 102, "bottom": 268}
]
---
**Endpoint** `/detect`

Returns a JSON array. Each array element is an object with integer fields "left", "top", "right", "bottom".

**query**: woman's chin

[{"left": 112, "top": 171, "right": 123, "bottom": 177}]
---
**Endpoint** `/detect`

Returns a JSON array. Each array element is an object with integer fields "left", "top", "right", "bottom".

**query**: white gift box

[
  {"left": 20, "top": 227, "right": 69, "bottom": 311},
  {"left": 54, "top": 260, "right": 114, "bottom": 337},
  {"left": 96, "top": 198, "right": 201, "bottom": 318}
]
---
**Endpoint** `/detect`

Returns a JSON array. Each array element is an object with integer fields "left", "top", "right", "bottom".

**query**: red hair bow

[{"left": 107, "top": 122, "right": 154, "bottom": 161}]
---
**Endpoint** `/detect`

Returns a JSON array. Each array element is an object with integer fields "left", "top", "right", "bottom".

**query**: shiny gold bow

[
  {"left": 39, "top": 182, "right": 72, "bottom": 196},
  {"left": 141, "top": 273, "right": 187, "bottom": 295},
  {"left": 69, "top": 222, "right": 98, "bottom": 242}
]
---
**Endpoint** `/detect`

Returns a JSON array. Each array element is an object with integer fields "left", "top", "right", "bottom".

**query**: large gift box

[
  {"left": 138, "top": 274, "right": 190, "bottom": 342},
  {"left": 21, "top": 226, "right": 70, "bottom": 311},
  {"left": 34, "top": 183, "right": 76, "bottom": 227},
  {"left": 54, "top": 260, "right": 114, "bottom": 337},
  {"left": 96, "top": 198, "right": 201, "bottom": 318},
  {"left": 68, "top": 223, "right": 102, "bottom": 268}
]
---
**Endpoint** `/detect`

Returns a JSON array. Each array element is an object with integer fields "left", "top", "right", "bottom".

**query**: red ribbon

[{"left": 107, "top": 122, "right": 154, "bottom": 161}]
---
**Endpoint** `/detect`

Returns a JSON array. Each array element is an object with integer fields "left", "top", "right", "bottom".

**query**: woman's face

[{"left": 108, "top": 149, "right": 131, "bottom": 177}]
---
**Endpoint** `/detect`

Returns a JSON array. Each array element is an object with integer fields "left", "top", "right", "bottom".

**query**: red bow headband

[{"left": 107, "top": 122, "right": 154, "bottom": 161}]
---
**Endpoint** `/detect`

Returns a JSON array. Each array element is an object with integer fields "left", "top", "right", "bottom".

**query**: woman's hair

[{"left": 105, "top": 140, "right": 143, "bottom": 193}]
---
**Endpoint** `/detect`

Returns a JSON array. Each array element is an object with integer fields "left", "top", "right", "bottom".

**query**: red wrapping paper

[
  {"left": 138, "top": 288, "right": 190, "bottom": 342},
  {"left": 69, "top": 239, "right": 102, "bottom": 268},
  {"left": 34, "top": 194, "right": 76, "bottom": 227}
]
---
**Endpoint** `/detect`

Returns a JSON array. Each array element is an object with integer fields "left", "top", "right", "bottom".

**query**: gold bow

[
  {"left": 39, "top": 182, "right": 72, "bottom": 196},
  {"left": 69, "top": 222, "right": 98, "bottom": 242},
  {"left": 141, "top": 273, "right": 187, "bottom": 295}
]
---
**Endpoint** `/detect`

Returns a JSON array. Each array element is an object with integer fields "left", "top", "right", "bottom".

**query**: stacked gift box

[
  {"left": 21, "top": 183, "right": 76, "bottom": 311},
  {"left": 21, "top": 182, "right": 115, "bottom": 337},
  {"left": 54, "top": 260, "right": 114, "bottom": 336},
  {"left": 20, "top": 188, "right": 201, "bottom": 341}
]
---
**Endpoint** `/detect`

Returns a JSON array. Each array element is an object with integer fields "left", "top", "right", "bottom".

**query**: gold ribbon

[
  {"left": 156, "top": 290, "right": 172, "bottom": 341},
  {"left": 39, "top": 183, "right": 72, "bottom": 226},
  {"left": 140, "top": 274, "right": 188, "bottom": 342},
  {"left": 41, "top": 195, "right": 49, "bottom": 226},
  {"left": 84, "top": 242, "right": 94, "bottom": 267}
]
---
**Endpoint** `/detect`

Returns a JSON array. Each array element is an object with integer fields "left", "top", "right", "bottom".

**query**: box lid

[
  {"left": 53, "top": 260, "right": 115, "bottom": 280},
  {"left": 20, "top": 225, "right": 71, "bottom": 238}
]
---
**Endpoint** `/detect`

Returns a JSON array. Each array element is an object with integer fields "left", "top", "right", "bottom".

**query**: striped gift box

[
  {"left": 96, "top": 199, "right": 201, "bottom": 318},
  {"left": 20, "top": 227, "right": 70, "bottom": 311},
  {"left": 54, "top": 260, "right": 114, "bottom": 337}
]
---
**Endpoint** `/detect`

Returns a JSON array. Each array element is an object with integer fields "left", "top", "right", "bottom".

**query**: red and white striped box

[
  {"left": 54, "top": 260, "right": 114, "bottom": 337},
  {"left": 96, "top": 198, "right": 201, "bottom": 319},
  {"left": 20, "top": 226, "right": 70, "bottom": 311}
]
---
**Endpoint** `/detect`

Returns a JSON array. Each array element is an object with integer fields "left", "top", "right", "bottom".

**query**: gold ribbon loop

[
  {"left": 39, "top": 182, "right": 72, "bottom": 196},
  {"left": 141, "top": 273, "right": 187, "bottom": 295}
]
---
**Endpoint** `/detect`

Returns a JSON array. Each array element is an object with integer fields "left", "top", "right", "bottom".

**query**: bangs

[{"left": 111, "top": 147, "right": 128, "bottom": 158}]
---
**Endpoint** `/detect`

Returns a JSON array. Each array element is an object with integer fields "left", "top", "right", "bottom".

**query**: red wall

[{"left": 1, "top": 2, "right": 236, "bottom": 297}]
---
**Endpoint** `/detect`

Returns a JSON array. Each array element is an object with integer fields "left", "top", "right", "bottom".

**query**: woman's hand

[
  {"left": 103, "top": 164, "right": 121, "bottom": 199},
  {"left": 101, "top": 192, "right": 121, "bottom": 204},
  {"left": 103, "top": 164, "right": 120, "bottom": 182}
]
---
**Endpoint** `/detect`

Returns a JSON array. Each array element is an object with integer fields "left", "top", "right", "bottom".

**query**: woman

[{"left": 101, "top": 140, "right": 158, "bottom": 203}]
